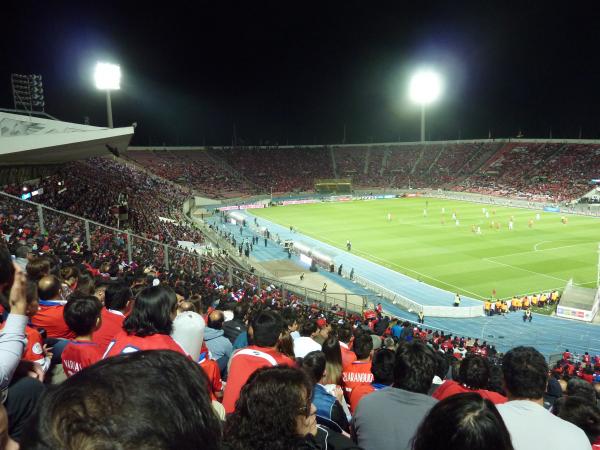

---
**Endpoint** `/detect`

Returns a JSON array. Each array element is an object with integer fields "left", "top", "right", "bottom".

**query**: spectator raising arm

[{"left": 0, "top": 264, "right": 28, "bottom": 392}]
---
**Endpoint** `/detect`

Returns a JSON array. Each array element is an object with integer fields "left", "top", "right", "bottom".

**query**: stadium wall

[{"left": 128, "top": 137, "right": 600, "bottom": 153}]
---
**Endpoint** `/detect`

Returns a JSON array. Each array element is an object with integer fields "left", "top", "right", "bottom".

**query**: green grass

[{"left": 251, "top": 197, "right": 600, "bottom": 300}]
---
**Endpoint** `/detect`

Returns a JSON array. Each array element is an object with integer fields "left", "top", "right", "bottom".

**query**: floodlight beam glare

[
  {"left": 94, "top": 62, "right": 121, "bottom": 90},
  {"left": 409, "top": 70, "right": 442, "bottom": 105}
]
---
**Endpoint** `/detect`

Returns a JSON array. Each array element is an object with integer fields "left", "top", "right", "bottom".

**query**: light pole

[
  {"left": 409, "top": 69, "right": 442, "bottom": 142},
  {"left": 94, "top": 62, "right": 121, "bottom": 128}
]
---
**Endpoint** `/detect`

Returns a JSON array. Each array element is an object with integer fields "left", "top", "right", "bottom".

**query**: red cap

[{"left": 316, "top": 318, "right": 327, "bottom": 328}]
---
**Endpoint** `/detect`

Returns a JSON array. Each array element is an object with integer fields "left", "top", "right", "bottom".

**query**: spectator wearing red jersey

[
  {"left": 342, "top": 333, "right": 373, "bottom": 399},
  {"left": 349, "top": 348, "right": 395, "bottom": 412},
  {"left": 222, "top": 310, "right": 293, "bottom": 414},
  {"left": 338, "top": 324, "right": 357, "bottom": 368},
  {"left": 433, "top": 354, "right": 507, "bottom": 404},
  {"left": 93, "top": 282, "right": 132, "bottom": 351},
  {"left": 61, "top": 295, "right": 103, "bottom": 378},
  {"left": 104, "top": 285, "right": 186, "bottom": 358},
  {"left": 31, "top": 275, "right": 75, "bottom": 340},
  {"left": 0, "top": 280, "right": 52, "bottom": 373}
]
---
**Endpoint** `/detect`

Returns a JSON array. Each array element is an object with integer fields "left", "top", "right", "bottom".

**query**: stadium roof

[{"left": 0, "top": 112, "right": 134, "bottom": 166}]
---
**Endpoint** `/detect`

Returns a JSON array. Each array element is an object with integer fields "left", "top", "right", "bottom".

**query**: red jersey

[
  {"left": 342, "top": 360, "right": 373, "bottom": 397},
  {"left": 199, "top": 353, "right": 223, "bottom": 400},
  {"left": 62, "top": 341, "right": 103, "bottom": 377},
  {"left": 349, "top": 383, "right": 375, "bottom": 412},
  {"left": 222, "top": 345, "right": 294, "bottom": 413},
  {"left": 340, "top": 343, "right": 357, "bottom": 367},
  {"left": 31, "top": 302, "right": 75, "bottom": 339},
  {"left": 93, "top": 309, "right": 125, "bottom": 351},
  {"left": 23, "top": 325, "right": 45, "bottom": 364},
  {"left": 0, "top": 323, "right": 45, "bottom": 364},
  {"left": 103, "top": 331, "right": 187, "bottom": 358},
  {"left": 432, "top": 380, "right": 507, "bottom": 404},
  {"left": 581, "top": 373, "right": 594, "bottom": 383}
]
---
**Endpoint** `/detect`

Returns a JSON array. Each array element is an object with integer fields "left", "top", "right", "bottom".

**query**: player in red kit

[{"left": 61, "top": 295, "right": 104, "bottom": 377}]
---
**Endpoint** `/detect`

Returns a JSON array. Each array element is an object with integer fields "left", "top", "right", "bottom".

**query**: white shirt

[
  {"left": 293, "top": 336, "right": 322, "bottom": 358},
  {"left": 497, "top": 400, "right": 591, "bottom": 450}
]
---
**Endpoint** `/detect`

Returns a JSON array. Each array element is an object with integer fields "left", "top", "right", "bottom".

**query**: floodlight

[
  {"left": 94, "top": 62, "right": 121, "bottom": 90},
  {"left": 408, "top": 69, "right": 443, "bottom": 142},
  {"left": 409, "top": 70, "right": 442, "bottom": 105}
]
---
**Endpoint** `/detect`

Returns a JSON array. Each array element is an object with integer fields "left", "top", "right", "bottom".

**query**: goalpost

[{"left": 314, "top": 178, "right": 352, "bottom": 194}]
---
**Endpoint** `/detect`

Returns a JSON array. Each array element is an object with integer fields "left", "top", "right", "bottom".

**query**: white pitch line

[
  {"left": 301, "top": 229, "right": 487, "bottom": 300},
  {"left": 488, "top": 241, "right": 596, "bottom": 260},
  {"left": 533, "top": 241, "right": 595, "bottom": 253},
  {"left": 483, "top": 258, "right": 569, "bottom": 283},
  {"left": 533, "top": 241, "right": 551, "bottom": 251}
]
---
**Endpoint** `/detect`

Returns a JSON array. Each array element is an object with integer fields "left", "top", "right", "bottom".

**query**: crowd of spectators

[
  {"left": 455, "top": 143, "right": 600, "bottom": 202},
  {"left": 2, "top": 143, "right": 600, "bottom": 448},
  {"left": 210, "top": 147, "right": 334, "bottom": 193},
  {"left": 0, "top": 174, "right": 599, "bottom": 449},
  {"left": 2, "top": 157, "right": 204, "bottom": 249},
  {"left": 128, "top": 150, "right": 256, "bottom": 198},
  {"left": 124, "top": 142, "right": 600, "bottom": 203}
]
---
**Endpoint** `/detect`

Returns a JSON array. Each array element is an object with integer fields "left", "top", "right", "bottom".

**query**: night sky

[{"left": 3, "top": 1, "right": 600, "bottom": 145}]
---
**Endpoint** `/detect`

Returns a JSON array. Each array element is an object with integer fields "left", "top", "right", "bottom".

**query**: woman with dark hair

[
  {"left": 71, "top": 271, "right": 95, "bottom": 296},
  {"left": 223, "top": 366, "right": 318, "bottom": 450},
  {"left": 224, "top": 366, "right": 361, "bottom": 450},
  {"left": 433, "top": 354, "right": 507, "bottom": 404},
  {"left": 412, "top": 393, "right": 514, "bottom": 450},
  {"left": 59, "top": 265, "right": 79, "bottom": 293},
  {"left": 26, "top": 257, "right": 51, "bottom": 282},
  {"left": 104, "top": 285, "right": 186, "bottom": 358},
  {"left": 277, "top": 328, "right": 295, "bottom": 359},
  {"left": 322, "top": 335, "right": 343, "bottom": 385}
]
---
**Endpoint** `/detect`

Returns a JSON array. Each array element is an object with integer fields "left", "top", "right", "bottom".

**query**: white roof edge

[{"left": 0, "top": 111, "right": 109, "bottom": 132}]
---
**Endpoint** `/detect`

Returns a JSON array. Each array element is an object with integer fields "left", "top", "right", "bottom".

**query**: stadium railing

[
  {"left": 0, "top": 190, "right": 209, "bottom": 272},
  {"left": 1, "top": 191, "right": 374, "bottom": 317},
  {"left": 349, "top": 272, "right": 484, "bottom": 318},
  {"left": 350, "top": 273, "right": 422, "bottom": 312}
]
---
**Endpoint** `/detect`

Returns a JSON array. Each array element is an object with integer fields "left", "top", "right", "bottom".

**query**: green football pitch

[{"left": 251, "top": 197, "right": 600, "bottom": 300}]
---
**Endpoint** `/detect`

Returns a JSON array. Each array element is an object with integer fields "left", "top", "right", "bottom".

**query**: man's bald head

[
  {"left": 207, "top": 310, "right": 224, "bottom": 330},
  {"left": 38, "top": 275, "right": 61, "bottom": 300},
  {"left": 178, "top": 301, "right": 197, "bottom": 314}
]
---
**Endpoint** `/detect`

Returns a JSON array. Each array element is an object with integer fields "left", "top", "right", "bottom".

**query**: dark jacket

[
  {"left": 312, "top": 384, "right": 350, "bottom": 433},
  {"left": 223, "top": 317, "right": 247, "bottom": 344}
]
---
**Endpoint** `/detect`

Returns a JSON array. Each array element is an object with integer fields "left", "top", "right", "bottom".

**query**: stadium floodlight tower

[
  {"left": 94, "top": 62, "right": 121, "bottom": 128},
  {"left": 409, "top": 69, "right": 442, "bottom": 142}
]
